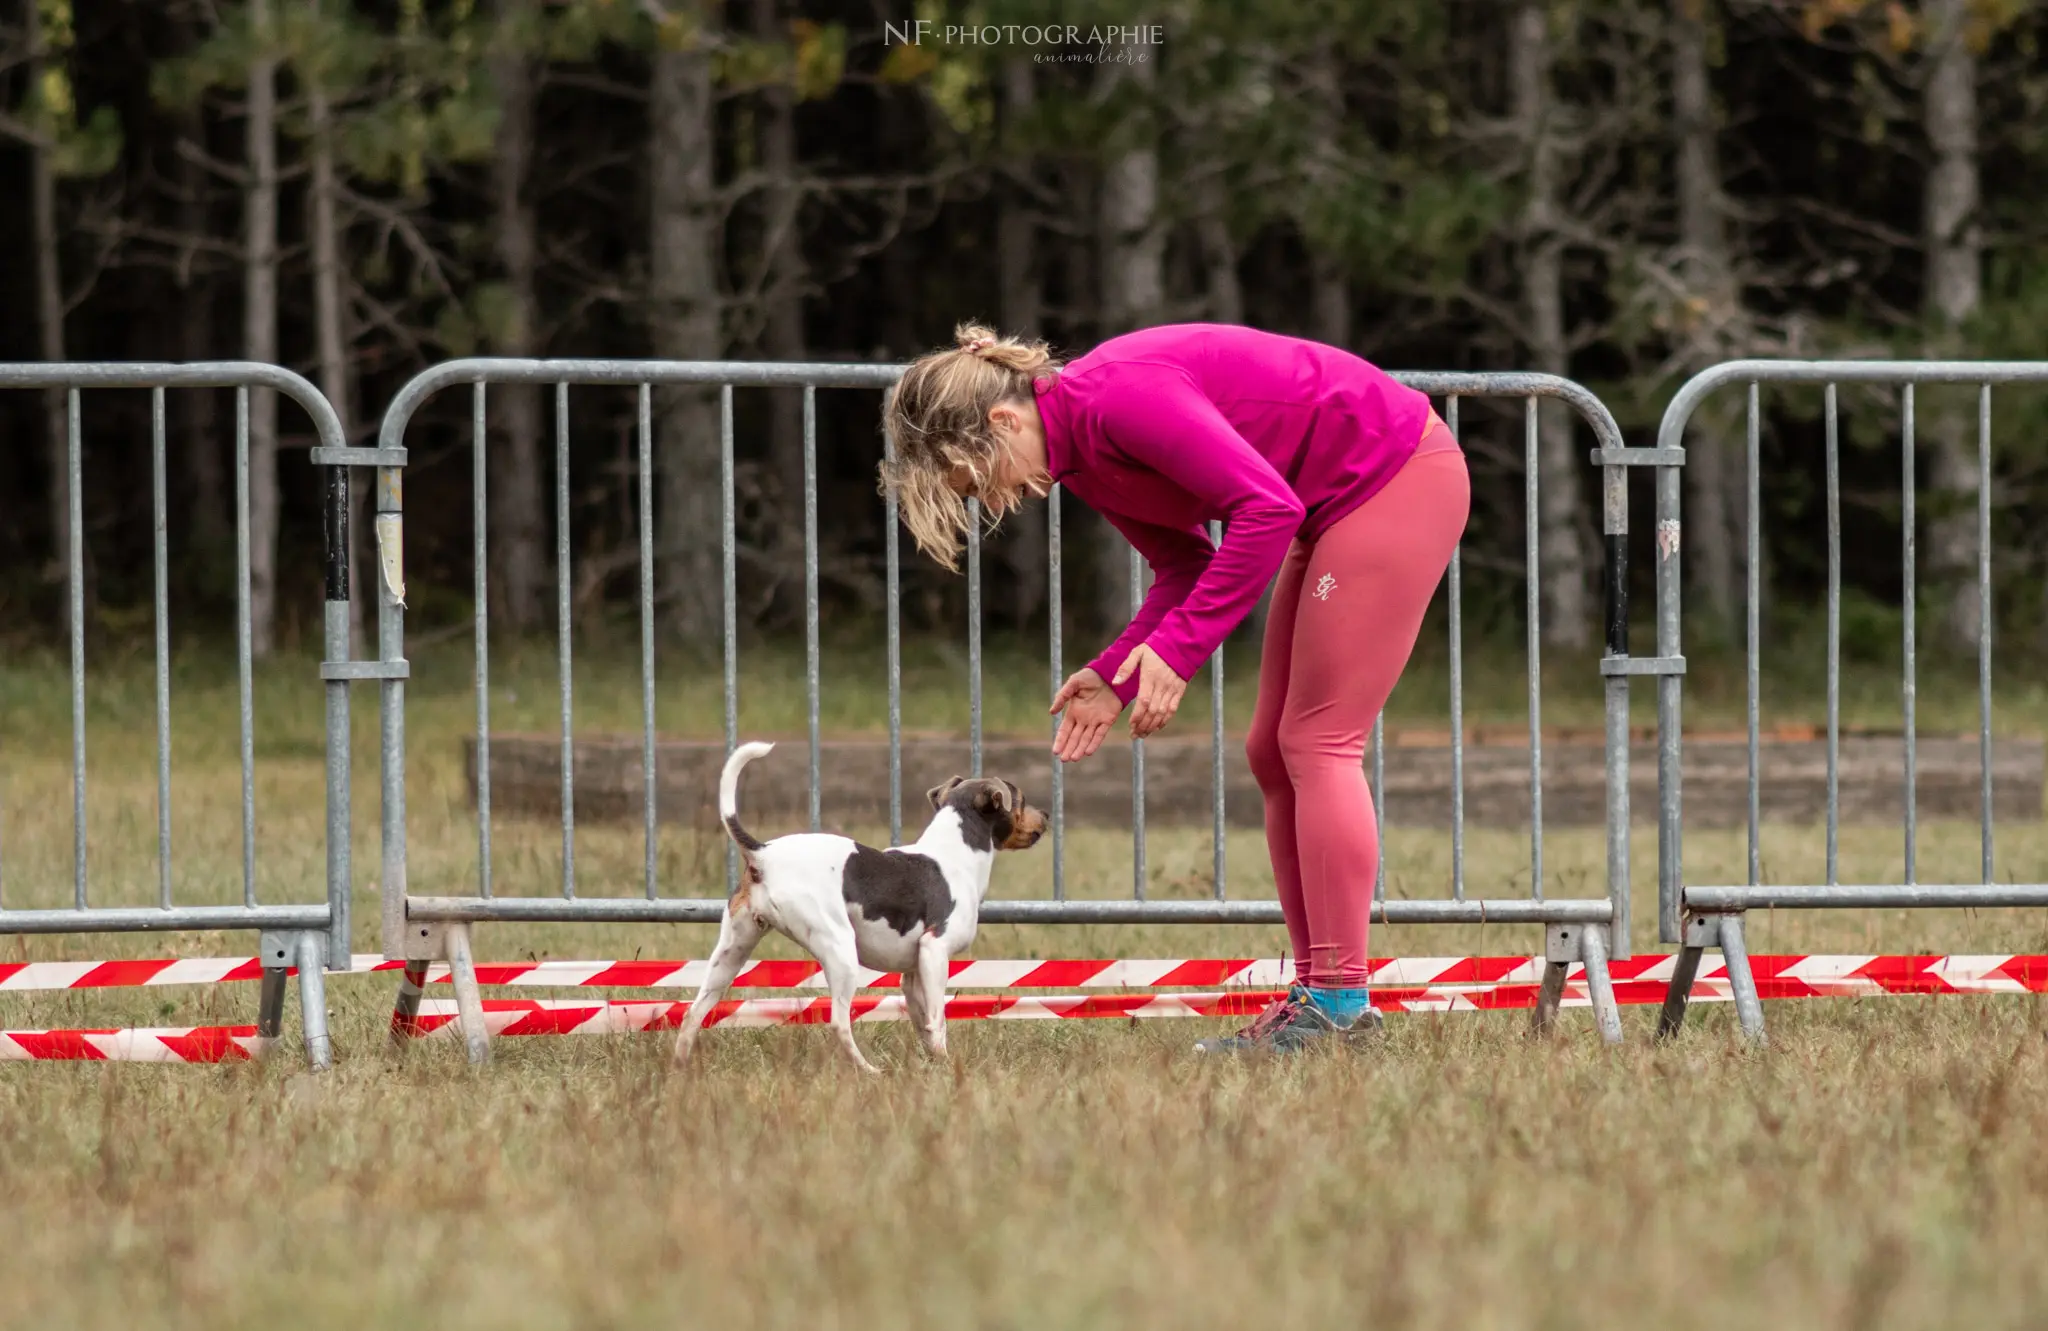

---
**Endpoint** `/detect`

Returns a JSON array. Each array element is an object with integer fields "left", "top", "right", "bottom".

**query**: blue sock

[{"left": 1303, "top": 985, "right": 1374, "bottom": 1027}]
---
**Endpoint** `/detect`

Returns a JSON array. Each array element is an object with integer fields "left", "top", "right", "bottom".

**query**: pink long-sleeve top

[{"left": 1033, "top": 323, "right": 1432, "bottom": 705}]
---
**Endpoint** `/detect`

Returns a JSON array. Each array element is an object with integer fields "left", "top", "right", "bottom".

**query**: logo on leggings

[{"left": 1313, "top": 574, "right": 1336, "bottom": 601}]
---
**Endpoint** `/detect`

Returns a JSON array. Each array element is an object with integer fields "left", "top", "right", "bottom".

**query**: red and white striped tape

[
  {"left": 16, "top": 955, "right": 2048, "bottom": 1061},
  {"left": 0, "top": 955, "right": 390, "bottom": 991},
  {"left": 0, "top": 1027, "right": 269, "bottom": 1062},
  {"left": 0, "top": 982, "right": 1739, "bottom": 1059},
  {"left": 391, "top": 958, "right": 2048, "bottom": 1039},
  {"left": 3, "top": 953, "right": 2046, "bottom": 993}
]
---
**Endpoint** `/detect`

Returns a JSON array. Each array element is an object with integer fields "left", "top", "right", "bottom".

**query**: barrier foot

[
  {"left": 255, "top": 964, "right": 288, "bottom": 1043},
  {"left": 1657, "top": 944, "right": 1705, "bottom": 1040},
  {"left": 1531, "top": 960, "right": 1568, "bottom": 1035},
  {"left": 1719, "top": 914, "right": 1767, "bottom": 1047},
  {"left": 1581, "top": 924, "right": 1623, "bottom": 1046},
  {"left": 387, "top": 960, "right": 429, "bottom": 1046},
  {"left": 446, "top": 923, "right": 491, "bottom": 1066},
  {"left": 294, "top": 933, "right": 333, "bottom": 1070}
]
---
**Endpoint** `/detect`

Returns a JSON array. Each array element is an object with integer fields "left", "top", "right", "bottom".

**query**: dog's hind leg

[
  {"left": 672, "top": 907, "right": 766, "bottom": 1070},
  {"left": 817, "top": 941, "right": 883, "bottom": 1075},
  {"left": 914, "top": 931, "right": 951, "bottom": 1059}
]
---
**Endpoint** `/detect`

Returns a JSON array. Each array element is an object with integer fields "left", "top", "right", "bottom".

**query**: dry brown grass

[{"left": 2, "top": 641, "right": 2047, "bottom": 1329}]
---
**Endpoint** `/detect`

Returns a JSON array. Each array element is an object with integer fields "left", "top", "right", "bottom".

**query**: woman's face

[{"left": 947, "top": 400, "right": 1046, "bottom": 511}]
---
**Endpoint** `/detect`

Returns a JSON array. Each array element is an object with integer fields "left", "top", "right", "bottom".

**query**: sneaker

[
  {"left": 1263, "top": 997, "right": 1385, "bottom": 1051},
  {"left": 1193, "top": 987, "right": 1384, "bottom": 1055},
  {"left": 1298, "top": 986, "right": 1386, "bottom": 1045},
  {"left": 1191, "top": 986, "right": 1310, "bottom": 1055}
]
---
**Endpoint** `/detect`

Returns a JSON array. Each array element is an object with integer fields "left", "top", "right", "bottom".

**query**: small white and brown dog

[{"left": 671, "top": 741, "right": 1047, "bottom": 1073}]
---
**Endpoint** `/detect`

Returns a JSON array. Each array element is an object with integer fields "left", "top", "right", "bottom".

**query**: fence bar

[
  {"left": 1524, "top": 396, "right": 1543, "bottom": 900},
  {"left": 319, "top": 412, "right": 353, "bottom": 969},
  {"left": 1447, "top": 397, "right": 1465, "bottom": 903},
  {"left": 1209, "top": 519, "right": 1225, "bottom": 901},
  {"left": 639, "top": 384, "right": 657, "bottom": 896},
  {"left": 1655, "top": 403, "right": 1686, "bottom": 943},
  {"left": 1598, "top": 386, "right": 1632, "bottom": 960},
  {"left": 1719, "top": 913, "right": 1765, "bottom": 1044},
  {"left": 721, "top": 386, "right": 738, "bottom": 891},
  {"left": 473, "top": 384, "right": 493, "bottom": 898},
  {"left": 1901, "top": 384, "right": 1917, "bottom": 886},
  {"left": 1131, "top": 544, "right": 1146, "bottom": 901},
  {"left": 1049, "top": 485, "right": 1065, "bottom": 899},
  {"left": 1978, "top": 384, "right": 1994, "bottom": 885},
  {"left": 1745, "top": 383, "right": 1761, "bottom": 887},
  {"left": 884, "top": 391, "right": 902, "bottom": 847},
  {"left": 555, "top": 382, "right": 575, "bottom": 899},
  {"left": 968, "top": 498, "right": 982, "bottom": 778},
  {"left": 407, "top": 893, "right": 1617, "bottom": 927},
  {"left": 152, "top": 389, "right": 172, "bottom": 911},
  {"left": 236, "top": 388, "right": 255, "bottom": 909},
  {"left": 65, "top": 390, "right": 86, "bottom": 909},
  {"left": 1689, "top": 882, "right": 2048, "bottom": 910},
  {"left": 805, "top": 386, "right": 822, "bottom": 828},
  {"left": 377, "top": 453, "right": 407, "bottom": 964},
  {"left": 1825, "top": 383, "right": 1840, "bottom": 885},
  {"left": 0, "top": 904, "right": 332, "bottom": 934}
]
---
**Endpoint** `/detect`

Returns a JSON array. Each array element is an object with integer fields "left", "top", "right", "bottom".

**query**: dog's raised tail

[{"left": 719, "top": 741, "right": 774, "bottom": 853}]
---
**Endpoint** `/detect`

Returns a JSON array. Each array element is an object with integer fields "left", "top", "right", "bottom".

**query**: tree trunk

[
  {"left": 1922, "top": 0, "right": 1983, "bottom": 651},
  {"left": 1511, "top": 0, "right": 1591, "bottom": 652},
  {"left": 1308, "top": 253, "right": 1349, "bottom": 349},
  {"left": 244, "top": 0, "right": 282, "bottom": 657},
  {"left": 754, "top": 0, "right": 807, "bottom": 529},
  {"left": 27, "top": 0, "right": 77, "bottom": 626},
  {"left": 489, "top": 0, "right": 547, "bottom": 632},
  {"left": 997, "top": 61, "right": 1041, "bottom": 341},
  {"left": 649, "top": 39, "right": 726, "bottom": 647},
  {"left": 176, "top": 111, "right": 228, "bottom": 584},
  {"left": 306, "top": 6, "right": 360, "bottom": 646},
  {"left": 1095, "top": 50, "right": 1163, "bottom": 636},
  {"left": 1196, "top": 175, "right": 1243, "bottom": 327},
  {"left": 997, "top": 59, "right": 1047, "bottom": 632},
  {"left": 1671, "top": 0, "right": 1744, "bottom": 639},
  {"left": 1303, "top": 47, "right": 1350, "bottom": 350}
]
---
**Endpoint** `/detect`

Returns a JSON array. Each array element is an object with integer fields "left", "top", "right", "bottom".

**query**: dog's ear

[
  {"left": 978, "top": 781, "right": 1014, "bottom": 813},
  {"left": 926, "top": 776, "right": 966, "bottom": 810}
]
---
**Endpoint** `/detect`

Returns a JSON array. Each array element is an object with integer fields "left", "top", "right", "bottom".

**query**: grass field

[{"left": 2, "top": 633, "right": 2047, "bottom": 1329}]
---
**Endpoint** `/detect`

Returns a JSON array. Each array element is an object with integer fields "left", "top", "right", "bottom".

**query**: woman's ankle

[{"left": 1301, "top": 982, "right": 1374, "bottom": 1026}]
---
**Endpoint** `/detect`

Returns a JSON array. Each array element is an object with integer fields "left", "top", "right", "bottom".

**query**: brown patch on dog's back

[{"left": 730, "top": 852, "right": 764, "bottom": 913}]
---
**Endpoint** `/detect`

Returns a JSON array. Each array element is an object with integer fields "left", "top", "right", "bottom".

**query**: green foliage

[{"left": 14, "top": 0, "right": 122, "bottom": 178}]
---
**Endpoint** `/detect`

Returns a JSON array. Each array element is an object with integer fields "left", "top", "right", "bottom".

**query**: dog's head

[{"left": 925, "top": 775, "right": 1048, "bottom": 852}]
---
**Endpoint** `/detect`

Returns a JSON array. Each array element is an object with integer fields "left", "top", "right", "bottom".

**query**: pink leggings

[{"left": 1246, "top": 417, "right": 1469, "bottom": 987}]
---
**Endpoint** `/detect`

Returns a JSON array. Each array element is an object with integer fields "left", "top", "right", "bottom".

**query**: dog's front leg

[
  {"left": 915, "top": 931, "right": 950, "bottom": 1059},
  {"left": 817, "top": 940, "right": 883, "bottom": 1075}
]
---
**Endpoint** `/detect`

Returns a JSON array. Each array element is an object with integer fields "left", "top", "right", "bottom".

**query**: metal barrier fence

[
  {"left": 0, "top": 363, "right": 395, "bottom": 1069},
  {"left": 1654, "top": 360, "right": 2048, "bottom": 1044},
  {"left": 376, "top": 359, "right": 1672, "bottom": 1061}
]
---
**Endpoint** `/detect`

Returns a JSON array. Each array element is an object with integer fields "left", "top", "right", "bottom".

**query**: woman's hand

[
  {"left": 1050, "top": 667, "right": 1120, "bottom": 763},
  {"left": 1113, "top": 645, "right": 1187, "bottom": 740}
]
